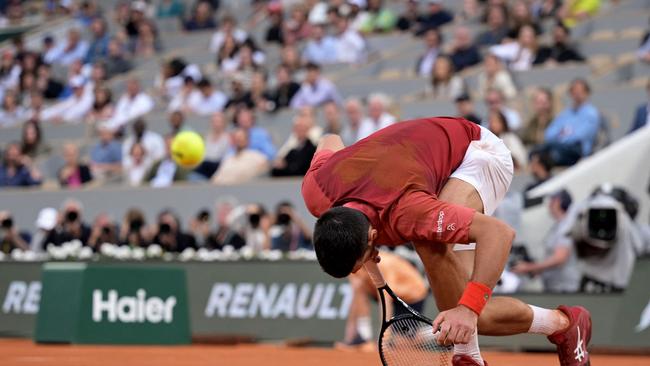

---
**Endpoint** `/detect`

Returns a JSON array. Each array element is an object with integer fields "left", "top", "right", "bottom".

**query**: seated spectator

[
  {"left": 122, "top": 119, "right": 166, "bottom": 166},
  {"left": 167, "top": 110, "right": 185, "bottom": 137},
  {"left": 152, "top": 209, "right": 197, "bottom": 252},
  {"left": 0, "top": 89, "right": 28, "bottom": 127},
  {"left": 426, "top": 55, "right": 466, "bottom": 100},
  {"left": 249, "top": 72, "right": 273, "bottom": 112},
  {"left": 85, "top": 18, "right": 110, "bottom": 64},
  {"left": 638, "top": 24, "right": 650, "bottom": 63},
  {"left": 334, "top": 14, "right": 366, "bottom": 64},
  {"left": 290, "top": 62, "right": 342, "bottom": 109},
  {"left": 87, "top": 86, "right": 114, "bottom": 124},
  {"left": 415, "top": 29, "right": 442, "bottom": 78},
  {"left": 358, "top": 93, "right": 396, "bottom": 139},
  {"left": 225, "top": 77, "right": 255, "bottom": 112},
  {"left": 525, "top": 151, "right": 554, "bottom": 199},
  {"left": 342, "top": 97, "right": 365, "bottom": 145},
  {"left": 156, "top": 0, "right": 184, "bottom": 19},
  {"left": 221, "top": 43, "right": 264, "bottom": 85},
  {"left": 146, "top": 135, "right": 192, "bottom": 187},
  {"left": 20, "top": 120, "right": 51, "bottom": 159},
  {"left": 209, "top": 14, "right": 248, "bottom": 55},
  {"left": 484, "top": 87, "right": 522, "bottom": 130},
  {"left": 396, "top": 0, "right": 420, "bottom": 32},
  {"left": 559, "top": 0, "right": 601, "bottom": 28},
  {"left": 186, "top": 78, "right": 228, "bottom": 116},
  {"left": 476, "top": 5, "right": 509, "bottom": 47},
  {"left": 270, "top": 201, "right": 312, "bottom": 251},
  {"left": 48, "top": 28, "right": 89, "bottom": 66},
  {"left": 106, "top": 77, "right": 154, "bottom": 130},
  {"left": 133, "top": 20, "right": 162, "bottom": 57},
  {"left": 284, "top": 4, "right": 314, "bottom": 43},
  {"left": 449, "top": 26, "right": 482, "bottom": 71},
  {"left": 157, "top": 58, "right": 201, "bottom": 99},
  {"left": 477, "top": 54, "right": 517, "bottom": 101},
  {"left": 58, "top": 143, "right": 93, "bottom": 189},
  {"left": 183, "top": 1, "right": 217, "bottom": 31},
  {"left": 212, "top": 128, "right": 269, "bottom": 185},
  {"left": 195, "top": 112, "right": 231, "bottom": 178},
  {"left": 455, "top": 94, "right": 482, "bottom": 124},
  {"left": 272, "top": 113, "right": 319, "bottom": 177},
  {"left": 90, "top": 124, "right": 123, "bottom": 180},
  {"left": 507, "top": 0, "right": 542, "bottom": 38},
  {"left": 265, "top": 5, "right": 285, "bottom": 45},
  {"left": 123, "top": 142, "right": 154, "bottom": 186},
  {"left": 533, "top": 78, "right": 600, "bottom": 166},
  {"left": 522, "top": 88, "right": 555, "bottom": 146},
  {"left": 487, "top": 110, "right": 528, "bottom": 171},
  {"left": 414, "top": 0, "right": 453, "bottom": 36},
  {"left": 25, "top": 92, "right": 45, "bottom": 122},
  {"left": 265, "top": 64, "right": 300, "bottom": 112},
  {"left": 535, "top": 23, "right": 585, "bottom": 65},
  {"left": 280, "top": 45, "right": 303, "bottom": 76},
  {"left": 41, "top": 36, "right": 59, "bottom": 65},
  {"left": 240, "top": 203, "right": 272, "bottom": 253},
  {"left": 205, "top": 198, "right": 246, "bottom": 250},
  {"left": 87, "top": 213, "right": 119, "bottom": 250},
  {"left": 58, "top": 199, "right": 91, "bottom": 245},
  {"left": 512, "top": 189, "right": 580, "bottom": 292},
  {"left": 168, "top": 76, "right": 196, "bottom": 112},
  {"left": 41, "top": 77, "right": 94, "bottom": 124},
  {"left": 31, "top": 207, "right": 61, "bottom": 252},
  {"left": 323, "top": 100, "right": 343, "bottom": 135},
  {"left": 357, "top": 0, "right": 397, "bottom": 34},
  {"left": 302, "top": 24, "right": 338, "bottom": 65},
  {"left": 0, "top": 142, "right": 42, "bottom": 187},
  {"left": 629, "top": 80, "right": 650, "bottom": 134},
  {"left": 0, "top": 211, "right": 30, "bottom": 254},
  {"left": 35, "top": 63, "right": 64, "bottom": 100},
  {"left": 235, "top": 108, "right": 277, "bottom": 160},
  {"left": 490, "top": 24, "right": 539, "bottom": 71},
  {"left": 119, "top": 208, "right": 152, "bottom": 247},
  {"left": 188, "top": 209, "right": 213, "bottom": 247},
  {"left": 103, "top": 39, "right": 133, "bottom": 78}
]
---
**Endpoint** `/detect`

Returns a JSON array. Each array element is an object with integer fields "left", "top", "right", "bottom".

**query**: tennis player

[
  {"left": 302, "top": 117, "right": 592, "bottom": 366},
  {"left": 337, "top": 251, "right": 428, "bottom": 350}
]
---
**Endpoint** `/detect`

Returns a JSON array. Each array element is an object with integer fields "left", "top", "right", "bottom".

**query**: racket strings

[{"left": 380, "top": 317, "right": 452, "bottom": 366}]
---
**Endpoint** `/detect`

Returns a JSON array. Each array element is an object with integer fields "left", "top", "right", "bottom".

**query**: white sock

[
  {"left": 528, "top": 305, "right": 566, "bottom": 335},
  {"left": 357, "top": 316, "right": 372, "bottom": 341},
  {"left": 453, "top": 328, "right": 484, "bottom": 366}
]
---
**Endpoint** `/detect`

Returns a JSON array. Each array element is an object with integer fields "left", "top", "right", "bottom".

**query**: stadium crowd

[{"left": 0, "top": 0, "right": 649, "bottom": 293}]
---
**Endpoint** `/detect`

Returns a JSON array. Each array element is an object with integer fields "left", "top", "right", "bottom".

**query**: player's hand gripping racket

[{"left": 364, "top": 261, "right": 452, "bottom": 366}]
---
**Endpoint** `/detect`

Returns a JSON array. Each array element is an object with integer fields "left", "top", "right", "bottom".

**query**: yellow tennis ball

[{"left": 171, "top": 131, "right": 205, "bottom": 168}]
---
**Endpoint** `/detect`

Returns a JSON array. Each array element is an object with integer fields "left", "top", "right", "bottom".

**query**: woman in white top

[
  {"left": 427, "top": 55, "right": 465, "bottom": 100},
  {"left": 0, "top": 89, "right": 27, "bottom": 127},
  {"left": 488, "top": 109, "right": 528, "bottom": 171},
  {"left": 204, "top": 112, "right": 231, "bottom": 163},
  {"left": 489, "top": 24, "right": 539, "bottom": 71},
  {"left": 477, "top": 53, "right": 518, "bottom": 100},
  {"left": 123, "top": 142, "right": 154, "bottom": 187}
]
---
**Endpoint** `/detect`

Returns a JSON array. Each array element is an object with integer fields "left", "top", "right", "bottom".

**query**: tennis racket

[{"left": 364, "top": 261, "right": 453, "bottom": 366}]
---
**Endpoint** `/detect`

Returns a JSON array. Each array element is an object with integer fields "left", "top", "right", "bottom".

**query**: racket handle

[{"left": 364, "top": 261, "right": 386, "bottom": 288}]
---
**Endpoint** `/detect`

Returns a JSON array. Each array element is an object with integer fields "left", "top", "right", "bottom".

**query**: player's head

[{"left": 313, "top": 207, "right": 377, "bottom": 278}]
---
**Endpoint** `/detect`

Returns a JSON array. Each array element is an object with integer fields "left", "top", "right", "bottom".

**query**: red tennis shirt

[{"left": 301, "top": 117, "right": 481, "bottom": 246}]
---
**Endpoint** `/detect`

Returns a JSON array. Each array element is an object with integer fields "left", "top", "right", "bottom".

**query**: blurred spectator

[
  {"left": 195, "top": 112, "right": 230, "bottom": 178},
  {"left": 0, "top": 142, "right": 42, "bottom": 187},
  {"left": 90, "top": 124, "right": 122, "bottom": 179},
  {"left": 334, "top": 14, "right": 366, "bottom": 64},
  {"left": 0, "top": 211, "right": 30, "bottom": 254},
  {"left": 302, "top": 24, "right": 338, "bottom": 65},
  {"left": 122, "top": 119, "right": 165, "bottom": 164},
  {"left": 358, "top": 93, "right": 396, "bottom": 139},
  {"left": 58, "top": 143, "right": 93, "bottom": 188},
  {"left": 168, "top": 110, "right": 185, "bottom": 137},
  {"left": 157, "top": 0, "right": 184, "bottom": 18},
  {"left": 123, "top": 142, "right": 154, "bottom": 186},
  {"left": 206, "top": 198, "right": 246, "bottom": 250},
  {"left": 221, "top": 43, "right": 264, "bottom": 83},
  {"left": 168, "top": 76, "right": 196, "bottom": 112},
  {"left": 280, "top": 45, "right": 303, "bottom": 75},
  {"left": 0, "top": 50, "right": 21, "bottom": 92},
  {"left": 225, "top": 77, "right": 255, "bottom": 111},
  {"left": 396, "top": 0, "right": 420, "bottom": 32},
  {"left": 87, "top": 213, "right": 119, "bottom": 250},
  {"left": 265, "top": 64, "right": 300, "bottom": 112},
  {"left": 0, "top": 89, "right": 27, "bottom": 127},
  {"left": 152, "top": 209, "right": 197, "bottom": 252},
  {"left": 477, "top": 54, "right": 517, "bottom": 101},
  {"left": 272, "top": 113, "right": 318, "bottom": 177},
  {"left": 249, "top": 72, "right": 273, "bottom": 112},
  {"left": 85, "top": 18, "right": 110, "bottom": 64},
  {"left": 357, "top": 0, "right": 397, "bottom": 34},
  {"left": 58, "top": 199, "right": 91, "bottom": 245},
  {"left": 533, "top": 79, "right": 600, "bottom": 166},
  {"left": 455, "top": 94, "right": 482, "bottom": 125},
  {"left": 146, "top": 135, "right": 191, "bottom": 187},
  {"left": 342, "top": 97, "right": 365, "bottom": 145},
  {"left": 270, "top": 201, "right": 312, "bottom": 251},
  {"left": 414, "top": 0, "right": 453, "bottom": 36},
  {"left": 234, "top": 108, "right": 277, "bottom": 160},
  {"left": 508, "top": 0, "right": 542, "bottom": 38},
  {"left": 104, "top": 39, "right": 133, "bottom": 78},
  {"left": 35, "top": 63, "right": 64, "bottom": 100},
  {"left": 284, "top": 4, "right": 313, "bottom": 43},
  {"left": 209, "top": 14, "right": 248, "bottom": 55},
  {"left": 290, "top": 62, "right": 342, "bottom": 109},
  {"left": 415, "top": 29, "right": 442, "bottom": 78},
  {"left": 535, "top": 23, "right": 584, "bottom": 65},
  {"left": 25, "top": 92, "right": 45, "bottom": 122},
  {"left": 490, "top": 24, "right": 538, "bottom": 71},
  {"left": 183, "top": 1, "right": 217, "bottom": 31},
  {"left": 559, "top": 0, "right": 600, "bottom": 28},
  {"left": 265, "top": 5, "right": 285, "bottom": 45},
  {"left": 41, "top": 35, "right": 58, "bottom": 65},
  {"left": 106, "top": 77, "right": 154, "bottom": 130},
  {"left": 87, "top": 86, "right": 114, "bottom": 123},
  {"left": 242, "top": 203, "right": 272, "bottom": 252},
  {"left": 186, "top": 78, "right": 228, "bottom": 116},
  {"left": 525, "top": 151, "right": 554, "bottom": 194},
  {"left": 31, "top": 207, "right": 61, "bottom": 252},
  {"left": 133, "top": 20, "right": 162, "bottom": 57},
  {"left": 426, "top": 55, "right": 466, "bottom": 100},
  {"left": 41, "top": 76, "right": 93, "bottom": 124},
  {"left": 628, "top": 79, "right": 650, "bottom": 134},
  {"left": 189, "top": 209, "right": 212, "bottom": 247},
  {"left": 157, "top": 58, "right": 201, "bottom": 99},
  {"left": 476, "top": 5, "right": 509, "bottom": 47},
  {"left": 532, "top": 0, "right": 563, "bottom": 19},
  {"left": 638, "top": 21, "right": 650, "bottom": 63},
  {"left": 484, "top": 87, "right": 522, "bottom": 131},
  {"left": 512, "top": 189, "right": 580, "bottom": 292},
  {"left": 119, "top": 208, "right": 151, "bottom": 247},
  {"left": 49, "top": 28, "right": 89, "bottom": 66},
  {"left": 212, "top": 128, "right": 269, "bottom": 185},
  {"left": 450, "top": 26, "right": 482, "bottom": 72},
  {"left": 487, "top": 110, "right": 527, "bottom": 171},
  {"left": 522, "top": 88, "right": 555, "bottom": 146},
  {"left": 76, "top": 1, "right": 102, "bottom": 27},
  {"left": 20, "top": 120, "right": 52, "bottom": 159},
  {"left": 459, "top": 0, "right": 482, "bottom": 23},
  {"left": 323, "top": 100, "right": 343, "bottom": 134}
]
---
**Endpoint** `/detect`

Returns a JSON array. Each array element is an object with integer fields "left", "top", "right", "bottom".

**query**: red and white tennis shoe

[
  {"left": 548, "top": 305, "right": 592, "bottom": 366},
  {"left": 451, "top": 355, "right": 488, "bottom": 366}
]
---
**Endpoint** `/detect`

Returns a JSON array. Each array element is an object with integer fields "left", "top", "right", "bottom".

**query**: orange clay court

[{"left": 1, "top": 339, "right": 649, "bottom": 366}]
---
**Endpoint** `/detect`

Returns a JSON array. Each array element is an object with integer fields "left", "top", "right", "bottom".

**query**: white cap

[{"left": 36, "top": 208, "right": 58, "bottom": 231}]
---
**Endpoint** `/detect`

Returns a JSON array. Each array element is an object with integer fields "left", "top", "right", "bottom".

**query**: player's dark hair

[{"left": 314, "top": 207, "right": 369, "bottom": 278}]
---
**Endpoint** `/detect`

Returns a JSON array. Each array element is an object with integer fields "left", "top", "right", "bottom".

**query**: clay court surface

[{"left": 1, "top": 339, "right": 650, "bottom": 366}]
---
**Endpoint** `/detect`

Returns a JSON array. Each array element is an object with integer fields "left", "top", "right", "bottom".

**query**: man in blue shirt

[
  {"left": 302, "top": 24, "right": 338, "bottom": 65},
  {"left": 0, "top": 142, "right": 42, "bottom": 187},
  {"left": 533, "top": 79, "right": 600, "bottom": 166},
  {"left": 85, "top": 18, "right": 110, "bottom": 64},
  {"left": 90, "top": 125, "right": 123, "bottom": 179},
  {"left": 628, "top": 80, "right": 650, "bottom": 134},
  {"left": 234, "top": 107, "right": 277, "bottom": 161}
]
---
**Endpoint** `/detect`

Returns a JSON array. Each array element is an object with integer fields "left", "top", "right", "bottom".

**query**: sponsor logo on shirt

[
  {"left": 447, "top": 223, "right": 456, "bottom": 231},
  {"left": 436, "top": 211, "right": 445, "bottom": 239}
]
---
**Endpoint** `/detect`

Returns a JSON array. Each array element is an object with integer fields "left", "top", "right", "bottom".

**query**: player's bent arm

[
  {"left": 316, "top": 134, "right": 345, "bottom": 153},
  {"left": 467, "top": 212, "right": 515, "bottom": 289}
]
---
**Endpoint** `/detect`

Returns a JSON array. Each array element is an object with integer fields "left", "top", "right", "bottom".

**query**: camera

[
  {"left": 129, "top": 218, "right": 144, "bottom": 233},
  {"left": 276, "top": 213, "right": 291, "bottom": 226},
  {"left": 1, "top": 217, "right": 13, "bottom": 229},
  {"left": 101, "top": 226, "right": 111, "bottom": 236},
  {"left": 66, "top": 211, "right": 79, "bottom": 223},
  {"left": 159, "top": 223, "right": 172, "bottom": 234},
  {"left": 249, "top": 213, "right": 261, "bottom": 228},
  {"left": 197, "top": 210, "right": 210, "bottom": 222}
]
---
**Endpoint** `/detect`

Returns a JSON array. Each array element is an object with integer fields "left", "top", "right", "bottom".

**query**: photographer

[
  {"left": 205, "top": 198, "right": 245, "bottom": 250},
  {"left": 270, "top": 201, "right": 312, "bottom": 252},
  {"left": 59, "top": 199, "right": 91, "bottom": 246},
  {"left": 227, "top": 203, "right": 271, "bottom": 253},
  {"left": 0, "top": 211, "right": 30, "bottom": 254},
  {"left": 30, "top": 208, "right": 61, "bottom": 252},
  {"left": 88, "top": 213, "right": 119, "bottom": 250},
  {"left": 189, "top": 208, "right": 212, "bottom": 247},
  {"left": 119, "top": 208, "right": 151, "bottom": 247},
  {"left": 152, "top": 209, "right": 197, "bottom": 252}
]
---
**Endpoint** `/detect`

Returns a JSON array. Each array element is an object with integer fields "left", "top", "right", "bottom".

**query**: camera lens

[
  {"left": 249, "top": 213, "right": 261, "bottom": 228},
  {"left": 159, "top": 223, "right": 171, "bottom": 234},
  {"left": 277, "top": 213, "right": 291, "bottom": 226},
  {"left": 66, "top": 211, "right": 79, "bottom": 222},
  {"left": 1, "top": 217, "right": 13, "bottom": 229},
  {"left": 101, "top": 226, "right": 111, "bottom": 235},
  {"left": 129, "top": 218, "right": 143, "bottom": 232}
]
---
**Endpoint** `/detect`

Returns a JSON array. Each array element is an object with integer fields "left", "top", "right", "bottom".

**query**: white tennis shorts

[{"left": 450, "top": 126, "right": 514, "bottom": 251}]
